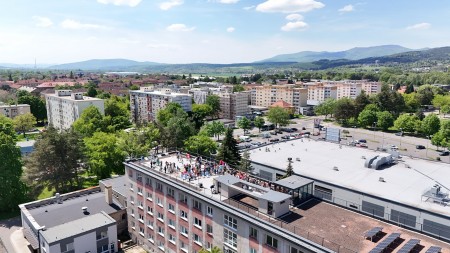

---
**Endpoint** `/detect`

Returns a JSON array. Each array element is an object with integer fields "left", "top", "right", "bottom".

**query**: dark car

[
  {"left": 439, "top": 151, "right": 450, "bottom": 156},
  {"left": 269, "top": 138, "right": 279, "bottom": 143},
  {"left": 302, "top": 131, "right": 311, "bottom": 135},
  {"left": 416, "top": 145, "right": 426, "bottom": 150},
  {"left": 358, "top": 139, "right": 367, "bottom": 143},
  {"left": 281, "top": 135, "right": 290, "bottom": 140},
  {"left": 291, "top": 128, "right": 298, "bottom": 131}
]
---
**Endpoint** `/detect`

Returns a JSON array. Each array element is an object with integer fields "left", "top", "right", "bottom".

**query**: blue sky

[{"left": 0, "top": 0, "right": 448, "bottom": 64}]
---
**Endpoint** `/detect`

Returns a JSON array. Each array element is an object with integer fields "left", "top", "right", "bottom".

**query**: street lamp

[
  {"left": 373, "top": 122, "right": 377, "bottom": 141},
  {"left": 399, "top": 128, "right": 403, "bottom": 148}
]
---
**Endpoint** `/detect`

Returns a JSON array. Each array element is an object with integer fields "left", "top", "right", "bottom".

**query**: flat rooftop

[
  {"left": 40, "top": 211, "right": 115, "bottom": 244},
  {"left": 249, "top": 139, "right": 450, "bottom": 216},
  {"left": 100, "top": 176, "right": 128, "bottom": 198},
  {"left": 130, "top": 90, "right": 190, "bottom": 97},
  {"left": 27, "top": 190, "right": 120, "bottom": 229}
]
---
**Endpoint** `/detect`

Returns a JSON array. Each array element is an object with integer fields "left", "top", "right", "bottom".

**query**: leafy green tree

[
  {"left": 17, "top": 91, "right": 47, "bottom": 123},
  {"left": 118, "top": 131, "right": 150, "bottom": 159},
  {"left": 103, "top": 96, "right": 131, "bottom": 131},
  {"left": 394, "top": 114, "right": 421, "bottom": 133},
  {"left": 334, "top": 98, "right": 356, "bottom": 124},
  {"left": 376, "top": 111, "right": 394, "bottom": 131},
  {"left": 354, "top": 91, "right": 371, "bottom": 115},
  {"left": 204, "top": 121, "right": 226, "bottom": 141},
  {"left": 160, "top": 111, "right": 195, "bottom": 150},
  {"left": 73, "top": 106, "right": 105, "bottom": 137},
  {"left": 232, "top": 84, "right": 245, "bottom": 92},
  {"left": 405, "top": 84, "right": 415, "bottom": 94},
  {"left": 441, "top": 105, "right": 450, "bottom": 117},
  {"left": 439, "top": 120, "right": 450, "bottom": 145},
  {"left": 199, "top": 247, "right": 222, "bottom": 253},
  {"left": 129, "top": 84, "right": 140, "bottom": 90},
  {"left": 216, "top": 128, "right": 241, "bottom": 167},
  {"left": 254, "top": 116, "right": 265, "bottom": 132},
  {"left": 284, "top": 159, "right": 294, "bottom": 178},
  {"left": 156, "top": 102, "right": 184, "bottom": 127},
  {"left": 237, "top": 117, "right": 251, "bottom": 134},
  {"left": 358, "top": 108, "right": 378, "bottom": 128},
  {"left": 267, "top": 107, "right": 290, "bottom": 129},
  {"left": 87, "top": 86, "right": 98, "bottom": 97},
  {"left": 24, "top": 128, "right": 84, "bottom": 195},
  {"left": 431, "top": 131, "right": 446, "bottom": 150},
  {"left": 184, "top": 135, "right": 217, "bottom": 156},
  {"left": 314, "top": 98, "right": 336, "bottom": 119},
  {"left": 403, "top": 93, "right": 421, "bottom": 113},
  {"left": 191, "top": 104, "right": 212, "bottom": 130},
  {"left": 13, "top": 113, "right": 36, "bottom": 137},
  {"left": 206, "top": 95, "right": 221, "bottom": 119},
  {"left": 84, "top": 132, "right": 125, "bottom": 179},
  {"left": 416, "top": 84, "right": 444, "bottom": 105},
  {"left": 0, "top": 114, "right": 17, "bottom": 139},
  {"left": 0, "top": 132, "right": 28, "bottom": 212},
  {"left": 374, "top": 84, "right": 405, "bottom": 116},
  {"left": 432, "top": 95, "right": 450, "bottom": 114},
  {"left": 239, "top": 151, "right": 253, "bottom": 172},
  {"left": 421, "top": 114, "right": 441, "bottom": 137}
]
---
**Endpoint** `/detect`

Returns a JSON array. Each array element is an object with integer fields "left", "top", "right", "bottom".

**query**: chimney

[{"left": 105, "top": 185, "right": 113, "bottom": 205}]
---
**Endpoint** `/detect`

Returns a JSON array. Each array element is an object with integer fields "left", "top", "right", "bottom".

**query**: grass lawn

[
  {"left": 38, "top": 186, "right": 56, "bottom": 200},
  {"left": 16, "top": 133, "right": 40, "bottom": 141}
]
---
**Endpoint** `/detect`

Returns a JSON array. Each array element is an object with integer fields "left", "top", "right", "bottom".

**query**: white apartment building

[
  {"left": 130, "top": 88, "right": 192, "bottom": 124},
  {"left": 250, "top": 85, "right": 307, "bottom": 112},
  {"left": 0, "top": 104, "right": 30, "bottom": 118},
  {"left": 303, "top": 83, "right": 337, "bottom": 106},
  {"left": 45, "top": 90, "right": 104, "bottom": 130},
  {"left": 218, "top": 92, "right": 250, "bottom": 120}
]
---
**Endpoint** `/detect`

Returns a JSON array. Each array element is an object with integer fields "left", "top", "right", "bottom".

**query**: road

[
  {"left": 0, "top": 217, "right": 22, "bottom": 253},
  {"left": 233, "top": 116, "right": 450, "bottom": 164}
]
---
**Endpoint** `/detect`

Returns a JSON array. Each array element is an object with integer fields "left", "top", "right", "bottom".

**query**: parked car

[
  {"left": 356, "top": 143, "right": 368, "bottom": 148},
  {"left": 251, "top": 141, "right": 262, "bottom": 146},
  {"left": 395, "top": 132, "right": 403, "bottom": 136},
  {"left": 390, "top": 145, "right": 399, "bottom": 150},
  {"left": 281, "top": 135, "right": 290, "bottom": 140},
  {"left": 416, "top": 145, "right": 426, "bottom": 150},
  {"left": 291, "top": 128, "right": 298, "bottom": 131},
  {"left": 358, "top": 139, "right": 367, "bottom": 143},
  {"left": 269, "top": 138, "right": 279, "bottom": 143},
  {"left": 302, "top": 131, "right": 311, "bottom": 135},
  {"left": 439, "top": 151, "right": 449, "bottom": 156}
]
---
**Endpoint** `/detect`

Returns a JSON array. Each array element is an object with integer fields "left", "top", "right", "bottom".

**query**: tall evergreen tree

[
  {"left": 239, "top": 151, "right": 253, "bottom": 172},
  {"left": 217, "top": 128, "right": 241, "bottom": 167}
]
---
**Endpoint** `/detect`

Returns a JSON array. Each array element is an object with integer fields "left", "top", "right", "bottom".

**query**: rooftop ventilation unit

[
  {"left": 379, "top": 177, "right": 385, "bottom": 182},
  {"left": 333, "top": 166, "right": 339, "bottom": 171}
]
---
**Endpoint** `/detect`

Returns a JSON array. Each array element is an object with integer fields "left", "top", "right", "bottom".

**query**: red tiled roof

[{"left": 270, "top": 100, "right": 294, "bottom": 108}]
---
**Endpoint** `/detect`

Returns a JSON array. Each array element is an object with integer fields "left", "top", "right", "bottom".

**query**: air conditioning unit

[{"left": 379, "top": 177, "right": 385, "bottom": 182}]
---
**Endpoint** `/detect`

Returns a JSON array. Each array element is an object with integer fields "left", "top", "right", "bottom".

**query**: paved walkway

[{"left": 0, "top": 217, "right": 28, "bottom": 253}]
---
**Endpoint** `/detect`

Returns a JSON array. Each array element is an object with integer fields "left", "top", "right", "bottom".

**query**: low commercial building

[
  {"left": 130, "top": 88, "right": 192, "bottom": 124},
  {"left": 45, "top": 90, "right": 104, "bottom": 130},
  {"left": 0, "top": 104, "right": 31, "bottom": 118},
  {"left": 19, "top": 176, "right": 127, "bottom": 253}
]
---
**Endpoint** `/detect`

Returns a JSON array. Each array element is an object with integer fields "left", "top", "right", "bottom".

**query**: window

[
  {"left": 180, "top": 241, "right": 187, "bottom": 252},
  {"left": 224, "top": 215, "right": 237, "bottom": 230},
  {"left": 193, "top": 200, "right": 202, "bottom": 212},
  {"left": 138, "top": 213, "right": 144, "bottom": 223},
  {"left": 194, "top": 217, "right": 202, "bottom": 228},
  {"left": 169, "top": 233, "right": 176, "bottom": 244},
  {"left": 180, "top": 210, "right": 188, "bottom": 220},
  {"left": 179, "top": 193, "right": 188, "bottom": 204},
  {"left": 249, "top": 227, "right": 258, "bottom": 240},
  {"left": 63, "top": 242, "right": 74, "bottom": 252},
  {"left": 147, "top": 206, "right": 153, "bottom": 215},
  {"left": 157, "top": 240, "right": 164, "bottom": 251},
  {"left": 168, "top": 203, "right": 175, "bottom": 213},
  {"left": 128, "top": 169, "right": 133, "bottom": 178},
  {"left": 168, "top": 218, "right": 176, "bottom": 229},
  {"left": 156, "top": 182, "right": 163, "bottom": 192},
  {"left": 207, "top": 206, "right": 213, "bottom": 216},
  {"left": 265, "top": 235, "right": 278, "bottom": 249},
  {"left": 130, "top": 183, "right": 134, "bottom": 191},
  {"left": 157, "top": 212, "right": 164, "bottom": 222},
  {"left": 206, "top": 241, "right": 212, "bottom": 250},
  {"left": 167, "top": 187, "right": 175, "bottom": 198},
  {"left": 137, "top": 173, "right": 142, "bottom": 182},
  {"left": 180, "top": 225, "right": 188, "bottom": 237},
  {"left": 138, "top": 200, "right": 143, "bottom": 209},
  {"left": 158, "top": 226, "right": 165, "bottom": 236},
  {"left": 147, "top": 233, "right": 154, "bottom": 243},
  {"left": 129, "top": 196, "right": 135, "bottom": 205},
  {"left": 146, "top": 192, "right": 153, "bottom": 201},
  {"left": 157, "top": 197, "right": 163, "bottom": 207},
  {"left": 99, "top": 244, "right": 109, "bottom": 253},
  {"left": 139, "top": 227, "right": 145, "bottom": 236},
  {"left": 147, "top": 220, "right": 154, "bottom": 229},
  {"left": 206, "top": 224, "right": 213, "bottom": 234},
  {"left": 291, "top": 247, "right": 304, "bottom": 253},
  {"left": 145, "top": 177, "right": 152, "bottom": 187},
  {"left": 130, "top": 208, "right": 135, "bottom": 217},
  {"left": 137, "top": 187, "right": 143, "bottom": 195},
  {"left": 193, "top": 233, "right": 202, "bottom": 245},
  {"left": 223, "top": 229, "right": 237, "bottom": 248},
  {"left": 131, "top": 220, "right": 136, "bottom": 230},
  {"left": 250, "top": 248, "right": 257, "bottom": 253},
  {"left": 96, "top": 230, "right": 108, "bottom": 240}
]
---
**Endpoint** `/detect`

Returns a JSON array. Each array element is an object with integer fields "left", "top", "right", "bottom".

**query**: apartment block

[
  {"left": 218, "top": 92, "right": 250, "bottom": 120},
  {"left": 250, "top": 85, "right": 307, "bottom": 112},
  {"left": 125, "top": 157, "right": 330, "bottom": 253},
  {"left": 45, "top": 90, "right": 104, "bottom": 130},
  {"left": 130, "top": 88, "right": 192, "bottom": 124},
  {"left": 304, "top": 83, "right": 337, "bottom": 106},
  {"left": 0, "top": 104, "right": 31, "bottom": 118}
]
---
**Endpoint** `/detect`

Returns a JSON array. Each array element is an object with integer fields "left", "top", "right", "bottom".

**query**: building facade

[
  {"left": 130, "top": 89, "right": 192, "bottom": 124},
  {"left": 45, "top": 90, "right": 104, "bottom": 130},
  {"left": 0, "top": 104, "right": 31, "bottom": 118},
  {"left": 303, "top": 83, "right": 337, "bottom": 106},
  {"left": 125, "top": 160, "right": 331, "bottom": 253},
  {"left": 218, "top": 92, "right": 250, "bottom": 120},
  {"left": 250, "top": 85, "right": 307, "bottom": 113}
]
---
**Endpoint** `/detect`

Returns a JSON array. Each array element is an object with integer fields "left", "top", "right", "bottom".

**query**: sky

[{"left": 0, "top": 0, "right": 449, "bottom": 65}]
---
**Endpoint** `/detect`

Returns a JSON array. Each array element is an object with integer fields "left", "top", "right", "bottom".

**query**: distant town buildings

[
  {"left": 218, "top": 91, "right": 251, "bottom": 120},
  {"left": 130, "top": 88, "right": 192, "bottom": 124},
  {"left": 45, "top": 90, "right": 104, "bottom": 130},
  {"left": 0, "top": 104, "right": 30, "bottom": 118},
  {"left": 249, "top": 85, "right": 308, "bottom": 113}
]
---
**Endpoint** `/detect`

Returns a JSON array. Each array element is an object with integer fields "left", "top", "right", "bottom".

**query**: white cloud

[
  {"left": 218, "top": 0, "right": 240, "bottom": 3},
  {"left": 60, "top": 19, "right": 109, "bottom": 30},
  {"left": 256, "top": 0, "right": 324, "bottom": 13},
  {"left": 338, "top": 4, "right": 354, "bottom": 12},
  {"left": 243, "top": 5, "right": 255, "bottom": 10},
  {"left": 166, "top": 23, "right": 196, "bottom": 32},
  {"left": 226, "top": 27, "right": 235, "bottom": 32},
  {"left": 281, "top": 21, "right": 308, "bottom": 31},
  {"left": 159, "top": 0, "right": 184, "bottom": 10},
  {"left": 285, "top": 14, "right": 303, "bottom": 21},
  {"left": 32, "top": 16, "right": 53, "bottom": 27},
  {"left": 406, "top": 22, "right": 431, "bottom": 30},
  {"left": 97, "top": 0, "right": 142, "bottom": 7}
]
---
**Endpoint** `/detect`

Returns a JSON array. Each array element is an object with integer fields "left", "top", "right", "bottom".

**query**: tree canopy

[
  {"left": 184, "top": 135, "right": 217, "bottom": 156},
  {"left": 216, "top": 127, "right": 241, "bottom": 167},
  {"left": 206, "top": 95, "right": 221, "bottom": 119},
  {"left": 13, "top": 112, "right": 36, "bottom": 137},
  {"left": 267, "top": 107, "right": 290, "bottom": 128},
  {"left": 237, "top": 117, "right": 251, "bottom": 134}
]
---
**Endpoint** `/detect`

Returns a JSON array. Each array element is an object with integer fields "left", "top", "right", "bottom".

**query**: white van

[
  {"left": 260, "top": 132, "right": 271, "bottom": 138},
  {"left": 239, "top": 136, "right": 252, "bottom": 142}
]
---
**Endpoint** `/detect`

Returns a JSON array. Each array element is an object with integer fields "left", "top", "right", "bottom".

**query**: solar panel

[
  {"left": 368, "top": 232, "right": 401, "bottom": 253},
  {"left": 364, "top": 227, "right": 383, "bottom": 238},
  {"left": 397, "top": 239, "right": 420, "bottom": 253},
  {"left": 425, "top": 246, "right": 442, "bottom": 253}
]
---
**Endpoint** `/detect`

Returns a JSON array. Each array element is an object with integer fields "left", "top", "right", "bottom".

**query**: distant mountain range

[
  {"left": 257, "top": 45, "right": 416, "bottom": 63},
  {"left": 48, "top": 59, "right": 162, "bottom": 71}
]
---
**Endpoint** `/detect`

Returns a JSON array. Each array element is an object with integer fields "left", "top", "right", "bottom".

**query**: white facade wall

[{"left": 73, "top": 231, "right": 97, "bottom": 253}]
